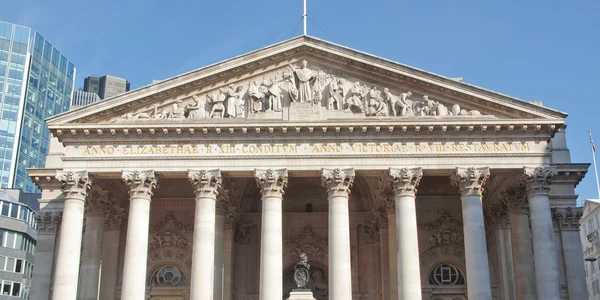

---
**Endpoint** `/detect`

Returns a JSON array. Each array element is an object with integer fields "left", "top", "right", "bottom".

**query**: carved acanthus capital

[
  {"left": 552, "top": 207, "right": 583, "bottom": 231},
  {"left": 35, "top": 211, "right": 63, "bottom": 234},
  {"left": 122, "top": 170, "right": 157, "bottom": 200},
  {"left": 522, "top": 167, "right": 557, "bottom": 196},
  {"left": 86, "top": 187, "right": 110, "bottom": 217},
  {"left": 321, "top": 168, "right": 355, "bottom": 198},
  {"left": 216, "top": 189, "right": 230, "bottom": 216},
  {"left": 188, "top": 169, "right": 222, "bottom": 199},
  {"left": 501, "top": 184, "right": 528, "bottom": 211},
  {"left": 450, "top": 167, "right": 490, "bottom": 196},
  {"left": 104, "top": 199, "right": 126, "bottom": 231},
  {"left": 484, "top": 207, "right": 509, "bottom": 230},
  {"left": 56, "top": 170, "right": 92, "bottom": 201},
  {"left": 389, "top": 167, "right": 423, "bottom": 197},
  {"left": 255, "top": 169, "right": 288, "bottom": 198},
  {"left": 372, "top": 191, "right": 394, "bottom": 228}
]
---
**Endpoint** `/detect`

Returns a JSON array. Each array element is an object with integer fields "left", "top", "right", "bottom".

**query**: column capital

[
  {"left": 56, "top": 170, "right": 92, "bottom": 201},
  {"left": 86, "top": 187, "right": 110, "bottom": 217},
  {"left": 522, "top": 166, "right": 557, "bottom": 196},
  {"left": 501, "top": 184, "right": 528, "bottom": 211},
  {"left": 389, "top": 167, "right": 423, "bottom": 197},
  {"left": 188, "top": 169, "right": 222, "bottom": 199},
  {"left": 450, "top": 167, "right": 490, "bottom": 197},
  {"left": 552, "top": 207, "right": 583, "bottom": 231},
  {"left": 321, "top": 168, "right": 355, "bottom": 198},
  {"left": 122, "top": 170, "right": 157, "bottom": 200},
  {"left": 255, "top": 168, "right": 288, "bottom": 198}
]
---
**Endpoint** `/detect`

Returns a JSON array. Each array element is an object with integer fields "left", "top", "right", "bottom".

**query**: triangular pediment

[{"left": 48, "top": 36, "right": 566, "bottom": 128}]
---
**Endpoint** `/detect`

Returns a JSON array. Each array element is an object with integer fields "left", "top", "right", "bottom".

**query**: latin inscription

[
  {"left": 288, "top": 102, "right": 320, "bottom": 121},
  {"left": 80, "top": 142, "right": 535, "bottom": 156}
]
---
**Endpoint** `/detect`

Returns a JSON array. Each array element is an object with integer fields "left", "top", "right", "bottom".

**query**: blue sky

[{"left": 1, "top": 1, "right": 599, "bottom": 201}]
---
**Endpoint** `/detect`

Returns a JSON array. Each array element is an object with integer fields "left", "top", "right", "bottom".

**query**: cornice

[{"left": 47, "top": 36, "right": 565, "bottom": 126}]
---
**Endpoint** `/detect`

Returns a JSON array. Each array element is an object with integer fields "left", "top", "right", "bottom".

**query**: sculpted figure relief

[
  {"left": 225, "top": 84, "right": 245, "bottom": 118},
  {"left": 167, "top": 100, "right": 185, "bottom": 119},
  {"left": 327, "top": 78, "right": 345, "bottom": 110},
  {"left": 265, "top": 77, "right": 283, "bottom": 112},
  {"left": 365, "top": 86, "right": 388, "bottom": 116},
  {"left": 288, "top": 59, "right": 316, "bottom": 103},
  {"left": 345, "top": 81, "right": 366, "bottom": 113},
  {"left": 207, "top": 90, "right": 226, "bottom": 118},
  {"left": 184, "top": 95, "right": 206, "bottom": 119},
  {"left": 248, "top": 80, "right": 266, "bottom": 114}
]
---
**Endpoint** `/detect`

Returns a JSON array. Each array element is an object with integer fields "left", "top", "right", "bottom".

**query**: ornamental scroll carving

[
  {"left": 122, "top": 170, "right": 157, "bottom": 199},
  {"left": 56, "top": 170, "right": 92, "bottom": 201},
  {"left": 501, "top": 184, "right": 528, "bottom": 211},
  {"left": 552, "top": 207, "right": 583, "bottom": 231},
  {"left": 35, "top": 211, "right": 62, "bottom": 234},
  {"left": 321, "top": 168, "right": 355, "bottom": 198},
  {"left": 188, "top": 169, "right": 222, "bottom": 199},
  {"left": 115, "top": 60, "right": 488, "bottom": 122},
  {"left": 389, "top": 167, "right": 423, "bottom": 197},
  {"left": 419, "top": 211, "right": 465, "bottom": 248},
  {"left": 284, "top": 225, "right": 328, "bottom": 261},
  {"left": 255, "top": 169, "right": 288, "bottom": 198},
  {"left": 450, "top": 167, "right": 490, "bottom": 196},
  {"left": 522, "top": 167, "right": 557, "bottom": 196},
  {"left": 85, "top": 187, "right": 110, "bottom": 217},
  {"left": 233, "top": 222, "right": 254, "bottom": 245}
]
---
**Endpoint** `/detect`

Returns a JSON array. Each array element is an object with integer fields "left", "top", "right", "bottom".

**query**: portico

[{"left": 29, "top": 36, "right": 588, "bottom": 300}]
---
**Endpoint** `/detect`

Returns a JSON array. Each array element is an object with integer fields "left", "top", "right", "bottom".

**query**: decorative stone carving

[
  {"left": 104, "top": 199, "right": 126, "bottom": 231},
  {"left": 151, "top": 212, "right": 194, "bottom": 233},
  {"left": 122, "top": 170, "right": 157, "bottom": 199},
  {"left": 187, "top": 169, "right": 222, "bottom": 198},
  {"left": 327, "top": 77, "right": 345, "bottom": 110},
  {"left": 288, "top": 60, "right": 315, "bottom": 103},
  {"left": 35, "top": 211, "right": 63, "bottom": 234},
  {"left": 233, "top": 222, "right": 254, "bottom": 245},
  {"left": 216, "top": 189, "right": 230, "bottom": 216},
  {"left": 345, "top": 82, "right": 366, "bottom": 113},
  {"left": 255, "top": 168, "right": 288, "bottom": 198},
  {"left": 484, "top": 207, "right": 510, "bottom": 230},
  {"left": 265, "top": 77, "right": 283, "bottom": 112},
  {"left": 207, "top": 90, "right": 227, "bottom": 118},
  {"left": 389, "top": 167, "right": 423, "bottom": 197},
  {"left": 224, "top": 84, "right": 245, "bottom": 117},
  {"left": 450, "top": 167, "right": 490, "bottom": 196},
  {"left": 149, "top": 232, "right": 189, "bottom": 250},
  {"left": 501, "top": 184, "right": 528, "bottom": 211},
  {"left": 427, "top": 229, "right": 464, "bottom": 247},
  {"left": 167, "top": 100, "right": 185, "bottom": 119},
  {"left": 553, "top": 207, "right": 583, "bottom": 231},
  {"left": 320, "top": 168, "right": 355, "bottom": 198},
  {"left": 284, "top": 226, "right": 329, "bottom": 261},
  {"left": 184, "top": 95, "right": 207, "bottom": 119},
  {"left": 396, "top": 91, "right": 412, "bottom": 116},
  {"left": 418, "top": 211, "right": 463, "bottom": 231},
  {"left": 294, "top": 253, "right": 311, "bottom": 289},
  {"left": 365, "top": 86, "right": 388, "bottom": 116},
  {"left": 249, "top": 80, "right": 267, "bottom": 113},
  {"left": 358, "top": 221, "right": 379, "bottom": 244},
  {"left": 371, "top": 191, "right": 394, "bottom": 229},
  {"left": 56, "top": 170, "right": 92, "bottom": 201},
  {"left": 85, "top": 187, "right": 110, "bottom": 217},
  {"left": 522, "top": 166, "right": 558, "bottom": 195}
]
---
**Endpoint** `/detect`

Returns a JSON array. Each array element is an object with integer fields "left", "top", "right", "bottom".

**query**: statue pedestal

[{"left": 287, "top": 289, "right": 316, "bottom": 300}]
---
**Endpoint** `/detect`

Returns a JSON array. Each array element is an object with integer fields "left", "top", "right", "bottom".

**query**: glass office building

[{"left": 0, "top": 21, "right": 75, "bottom": 193}]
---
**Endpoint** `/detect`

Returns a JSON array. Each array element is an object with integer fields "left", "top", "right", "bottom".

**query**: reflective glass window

[
  {"left": 5, "top": 258, "right": 13, "bottom": 271},
  {"left": 0, "top": 257, "right": 4, "bottom": 270},
  {"left": 11, "top": 282, "right": 19, "bottom": 296},
  {"left": 1, "top": 201, "right": 8, "bottom": 215},
  {"left": 9, "top": 203, "right": 18, "bottom": 218},
  {"left": 67, "top": 61, "right": 74, "bottom": 79},
  {"left": 43, "top": 40, "right": 51, "bottom": 59},
  {"left": 0, "top": 22, "right": 10, "bottom": 40},
  {"left": 14, "top": 259, "right": 21, "bottom": 273},
  {"left": 2, "top": 281, "right": 10, "bottom": 294}
]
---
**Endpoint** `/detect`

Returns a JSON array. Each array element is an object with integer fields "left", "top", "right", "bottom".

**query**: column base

[{"left": 287, "top": 290, "right": 316, "bottom": 300}]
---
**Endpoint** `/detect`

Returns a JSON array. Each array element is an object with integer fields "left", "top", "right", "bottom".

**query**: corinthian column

[
  {"left": 188, "top": 169, "right": 222, "bottom": 300},
  {"left": 78, "top": 187, "right": 109, "bottom": 300},
  {"left": 255, "top": 169, "right": 288, "bottom": 300},
  {"left": 321, "top": 168, "right": 355, "bottom": 300},
  {"left": 502, "top": 185, "right": 536, "bottom": 300},
  {"left": 120, "top": 170, "right": 157, "bottom": 300},
  {"left": 450, "top": 167, "right": 492, "bottom": 300},
  {"left": 389, "top": 167, "right": 423, "bottom": 300},
  {"left": 52, "top": 170, "right": 92, "bottom": 300},
  {"left": 522, "top": 166, "right": 560, "bottom": 300}
]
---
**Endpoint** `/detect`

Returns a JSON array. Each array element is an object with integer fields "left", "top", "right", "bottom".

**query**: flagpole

[
  {"left": 590, "top": 131, "right": 600, "bottom": 199},
  {"left": 303, "top": 0, "right": 307, "bottom": 35}
]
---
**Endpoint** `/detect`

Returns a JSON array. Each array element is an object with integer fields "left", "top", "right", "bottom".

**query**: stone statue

[
  {"left": 207, "top": 90, "right": 226, "bottom": 118},
  {"left": 345, "top": 81, "right": 366, "bottom": 113},
  {"left": 122, "top": 112, "right": 151, "bottom": 120},
  {"left": 328, "top": 78, "right": 345, "bottom": 110},
  {"left": 248, "top": 81, "right": 266, "bottom": 114},
  {"left": 398, "top": 91, "right": 413, "bottom": 116},
  {"left": 365, "top": 86, "right": 388, "bottom": 116},
  {"left": 383, "top": 88, "right": 395, "bottom": 116},
  {"left": 167, "top": 100, "right": 185, "bottom": 119},
  {"left": 265, "top": 77, "right": 283, "bottom": 112},
  {"left": 288, "top": 60, "right": 315, "bottom": 103},
  {"left": 294, "top": 253, "right": 311, "bottom": 289},
  {"left": 185, "top": 95, "right": 206, "bottom": 119},
  {"left": 225, "top": 84, "right": 244, "bottom": 118}
]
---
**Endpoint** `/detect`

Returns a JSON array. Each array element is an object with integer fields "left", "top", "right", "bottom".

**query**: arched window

[
  {"left": 428, "top": 263, "right": 465, "bottom": 285},
  {"left": 152, "top": 265, "right": 185, "bottom": 287}
]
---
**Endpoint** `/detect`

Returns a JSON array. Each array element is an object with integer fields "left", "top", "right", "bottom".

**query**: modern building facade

[
  {"left": 0, "top": 189, "right": 38, "bottom": 299},
  {"left": 0, "top": 21, "right": 75, "bottom": 193},
  {"left": 29, "top": 36, "right": 588, "bottom": 300},
  {"left": 581, "top": 199, "right": 600, "bottom": 298},
  {"left": 71, "top": 90, "right": 100, "bottom": 108},
  {"left": 83, "top": 75, "right": 130, "bottom": 100}
]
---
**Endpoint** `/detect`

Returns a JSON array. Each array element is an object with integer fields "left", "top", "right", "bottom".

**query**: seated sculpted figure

[
  {"left": 207, "top": 91, "right": 226, "bottom": 118},
  {"left": 397, "top": 92, "right": 413, "bottom": 116},
  {"left": 345, "top": 81, "right": 365, "bottom": 113}
]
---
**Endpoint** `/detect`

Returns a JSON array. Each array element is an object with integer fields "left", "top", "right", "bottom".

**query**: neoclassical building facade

[{"left": 29, "top": 36, "right": 588, "bottom": 300}]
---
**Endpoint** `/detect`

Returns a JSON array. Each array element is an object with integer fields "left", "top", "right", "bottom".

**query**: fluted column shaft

[
  {"left": 451, "top": 167, "right": 492, "bottom": 300},
  {"left": 120, "top": 170, "right": 157, "bottom": 300},
  {"left": 503, "top": 185, "right": 537, "bottom": 300},
  {"left": 188, "top": 169, "right": 222, "bottom": 300},
  {"left": 322, "top": 168, "right": 354, "bottom": 300},
  {"left": 255, "top": 169, "right": 288, "bottom": 300},
  {"left": 52, "top": 171, "right": 92, "bottom": 300},
  {"left": 523, "top": 167, "right": 560, "bottom": 300},
  {"left": 390, "top": 168, "right": 423, "bottom": 300}
]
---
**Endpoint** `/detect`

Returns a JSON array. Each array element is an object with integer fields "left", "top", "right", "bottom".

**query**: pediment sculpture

[{"left": 117, "top": 60, "right": 487, "bottom": 123}]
